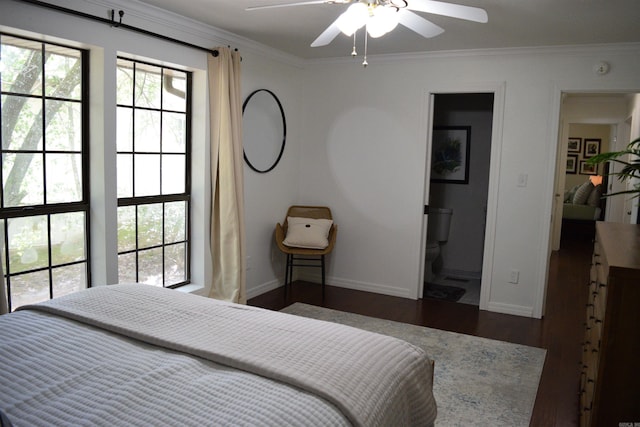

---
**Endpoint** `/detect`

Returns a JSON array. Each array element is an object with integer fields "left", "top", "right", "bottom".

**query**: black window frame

[
  {"left": 116, "top": 57, "right": 192, "bottom": 289},
  {"left": 0, "top": 33, "right": 91, "bottom": 311}
]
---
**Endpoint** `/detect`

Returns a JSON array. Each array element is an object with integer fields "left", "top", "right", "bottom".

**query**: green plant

[{"left": 587, "top": 137, "right": 640, "bottom": 198}]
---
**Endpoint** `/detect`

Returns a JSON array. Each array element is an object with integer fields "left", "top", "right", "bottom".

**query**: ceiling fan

[{"left": 246, "top": 0, "right": 488, "bottom": 64}]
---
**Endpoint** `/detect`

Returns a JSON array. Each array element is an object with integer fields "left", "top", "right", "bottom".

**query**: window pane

[
  {"left": 165, "top": 201, "right": 186, "bottom": 243},
  {"left": 0, "top": 36, "right": 42, "bottom": 95},
  {"left": 134, "top": 109, "right": 161, "bottom": 152},
  {"left": 1, "top": 95, "right": 42, "bottom": 151},
  {"left": 134, "top": 63, "right": 161, "bottom": 109},
  {"left": 134, "top": 154, "right": 160, "bottom": 197},
  {"left": 7, "top": 215, "right": 49, "bottom": 274},
  {"left": 46, "top": 153, "right": 82, "bottom": 203},
  {"left": 3, "top": 153, "right": 44, "bottom": 207},
  {"left": 162, "top": 112, "right": 186, "bottom": 153},
  {"left": 117, "top": 107, "right": 133, "bottom": 152},
  {"left": 9, "top": 270, "right": 49, "bottom": 310},
  {"left": 52, "top": 263, "right": 85, "bottom": 298},
  {"left": 138, "top": 203, "right": 163, "bottom": 249},
  {"left": 116, "top": 58, "right": 134, "bottom": 106},
  {"left": 44, "top": 45, "right": 82, "bottom": 100},
  {"left": 50, "top": 212, "right": 86, "bottom": 266},
  {"left": 117, "top": 153, "right": 133, "bottom": 198},
  {"left": 45, "top": 100, "right": 82, "bottom": 151},
  {"left": 118, "top": 206, "right": 136, "bottom": 252},
  {"left": 162, "top": 154, "right": 185, "bottom": 195},
  {"left": 165, "top": 243, "right": 186, "bottom": 285},
  {"left": 118, "top": 252, "right": 137, "bottom": 283},
  {"left": 162, "top": 70, "right": 186, "bottom": 112},
  {"left": 138, "top": 247, "right": 163, "bottom": 286}
]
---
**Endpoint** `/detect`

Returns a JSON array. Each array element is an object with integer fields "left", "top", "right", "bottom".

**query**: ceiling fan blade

[
  {"left": 406, "top": 0, "right": 488, "bottom": 23},
  {"left": 311, "top": 18, "right": 342, "bottom": 47},
  {"left": 397, "top": 9, "right": 444, "bottom": 38},
  {"left": 246, "top": 0, "right": 349, "bottom": 11}
]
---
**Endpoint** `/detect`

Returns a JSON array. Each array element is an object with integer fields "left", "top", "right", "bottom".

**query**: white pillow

[{"left": 283, "top": 216, "right": 333, "bottom": 249}]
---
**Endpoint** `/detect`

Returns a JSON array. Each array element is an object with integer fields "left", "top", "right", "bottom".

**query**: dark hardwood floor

[{"left": 248, "top": 230, "right": 594, "bottom": 427}]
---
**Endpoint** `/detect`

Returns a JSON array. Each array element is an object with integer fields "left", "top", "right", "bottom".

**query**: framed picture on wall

[
  {"left": 566, "top": 155, "right": 578, "bottom": 174},
  {"left": 583, "top": 138, "right": 601, "bottom": 158},
  {"left": 568, "top": 137, "right": 582, "bottom": 153},
  {"left": 579, "top": 160, "right": 598, "bottom": 175},
  {"left": 430, "top": 126, "right": 471, "bottom": 184}
]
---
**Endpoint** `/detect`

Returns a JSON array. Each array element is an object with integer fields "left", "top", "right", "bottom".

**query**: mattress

[{"left": 0, "top": 284, "right": 437, "bottom": 426}]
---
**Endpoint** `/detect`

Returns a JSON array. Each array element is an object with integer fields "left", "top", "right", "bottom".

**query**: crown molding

[
  {"left": 304, "top": 42, "right": 640, "bottom": 67},
  {"left": 16, "top": 0, "right": 306, "bottom": 69}
]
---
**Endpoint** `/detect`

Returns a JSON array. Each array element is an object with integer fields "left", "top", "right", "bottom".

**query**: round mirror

[{"left": 242, "top": 89, "right": 286, "bottom": 173}]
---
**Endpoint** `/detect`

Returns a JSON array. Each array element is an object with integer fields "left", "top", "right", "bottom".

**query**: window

[
  {"left": 0, "top": 34, "right": 89, "bottom": 311},
  {"left": 116, "top": 58, "right": 191, "bottom": 287}
]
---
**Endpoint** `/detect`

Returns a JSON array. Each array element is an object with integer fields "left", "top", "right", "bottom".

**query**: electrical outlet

[
  {"left": 246, "top": 256, "right": 251, "bottom": 271},
  {"left": 509, "top": 269, "right": 519, "bottom": 284}
]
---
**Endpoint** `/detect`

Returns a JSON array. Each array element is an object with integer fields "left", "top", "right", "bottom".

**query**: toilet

[{"left": 424, "top": 207, "right": 453, "bottom": 283}]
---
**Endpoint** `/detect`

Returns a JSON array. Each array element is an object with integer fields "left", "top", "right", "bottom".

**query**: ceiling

[{"left": 135, "top": 0, "right": 640, "bottom": 59}]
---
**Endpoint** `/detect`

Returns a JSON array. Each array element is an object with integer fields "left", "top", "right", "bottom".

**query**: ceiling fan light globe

[
  {"left": 337, "top": 2, "right": 368, "bottom": 36},
  {"left": 367, "top": 6, "right": 399, "bottom": 38}
]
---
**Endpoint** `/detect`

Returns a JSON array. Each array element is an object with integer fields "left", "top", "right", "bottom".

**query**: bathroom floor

[{"left": 428, "top": 274, "right": 481, "bottom": 306}]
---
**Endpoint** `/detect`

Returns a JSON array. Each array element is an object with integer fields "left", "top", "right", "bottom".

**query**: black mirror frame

[{"left": 242, "top": 89, "right": 287, "bottom": 173}]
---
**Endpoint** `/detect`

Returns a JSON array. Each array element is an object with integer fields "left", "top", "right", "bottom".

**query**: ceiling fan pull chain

[
  {"left": 351, "top": 31, "right": 358, "bottom": 56},
  {"left": 362, "top": 26, "right": 368, "bottom": 67}
]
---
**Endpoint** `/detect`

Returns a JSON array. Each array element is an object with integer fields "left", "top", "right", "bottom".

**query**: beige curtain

[{"left": 207, "top": 47, "right": 246, "bottom": 304}]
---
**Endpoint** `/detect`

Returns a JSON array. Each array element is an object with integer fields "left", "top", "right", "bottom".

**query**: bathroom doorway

[{"left": 422, "top": 93, "right": 495, "bottom": 306}]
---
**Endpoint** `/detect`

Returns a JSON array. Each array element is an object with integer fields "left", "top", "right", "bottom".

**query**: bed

[{"left": 0, "top": 284, "right": 437, "bottom": 426}]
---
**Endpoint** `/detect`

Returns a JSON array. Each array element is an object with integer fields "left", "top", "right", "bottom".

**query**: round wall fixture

[{"left": 242, "top": 89, "right": 286, "bottom": 173}]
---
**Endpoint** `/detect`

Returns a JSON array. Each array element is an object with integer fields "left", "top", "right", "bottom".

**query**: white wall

[
  {"left": 241, "top": 56, "right": 305, "bottom": 298},
  {"left": 298, "top": 46, "right": 640, "bottom": 317}
]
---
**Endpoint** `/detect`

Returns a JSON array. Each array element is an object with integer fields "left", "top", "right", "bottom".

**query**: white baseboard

[
  {"left": 298, "top": 272, "right": 416, "bottom": 299},
  {"left": 486, "top": 301, "right": 535, "bottom": 318},
  {"left": 246, "top": 279, "right": 281, "bottom": 300}
]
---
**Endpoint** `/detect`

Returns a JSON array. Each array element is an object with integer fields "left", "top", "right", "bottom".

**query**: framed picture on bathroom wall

[{"left": 430, "top": 126, "right": 471, "bottom": 184}]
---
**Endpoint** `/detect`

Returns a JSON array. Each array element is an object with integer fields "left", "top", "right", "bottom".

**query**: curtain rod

[{"left": 15, "top": 0, "right": 236, "bottom": 57}]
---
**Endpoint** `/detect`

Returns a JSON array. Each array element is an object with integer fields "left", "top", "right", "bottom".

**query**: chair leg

[
  {"left": 288, "top": 254, "right": 294, "bottom": 293},
  {"left": 321, "top": 254, "right": 326, "bottom": 298},
  {"left": 284, "top": 254, "right": 291, "bottom": 297}
]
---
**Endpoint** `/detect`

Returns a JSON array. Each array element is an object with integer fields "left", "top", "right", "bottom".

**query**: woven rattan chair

[{"left": 275, "top": 206, "right": 337, "bottom": 296}]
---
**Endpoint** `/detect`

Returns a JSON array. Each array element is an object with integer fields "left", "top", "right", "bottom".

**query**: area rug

[
  {"left": 424, "top": 282, "right": 466, "bottom": 302},
  {"left": 281, "top": 303, "right": 546, "bottom": 427}
]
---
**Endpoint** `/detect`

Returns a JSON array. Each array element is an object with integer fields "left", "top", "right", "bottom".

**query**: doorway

[
  {"left": 422, "top": 93, "right": 494, "bottom": 306},
  {"left": 550, "top": 93, "right": 638, "bottom": 252}
]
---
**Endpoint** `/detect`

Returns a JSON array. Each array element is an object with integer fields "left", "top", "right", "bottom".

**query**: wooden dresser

[{"left": 579, "top": 222, "right": 640, "bottom": 426}]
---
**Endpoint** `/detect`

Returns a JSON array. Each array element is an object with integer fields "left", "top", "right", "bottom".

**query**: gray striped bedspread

[{"left": 1, "top": 284, "right": 437, "bottom": 426}]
